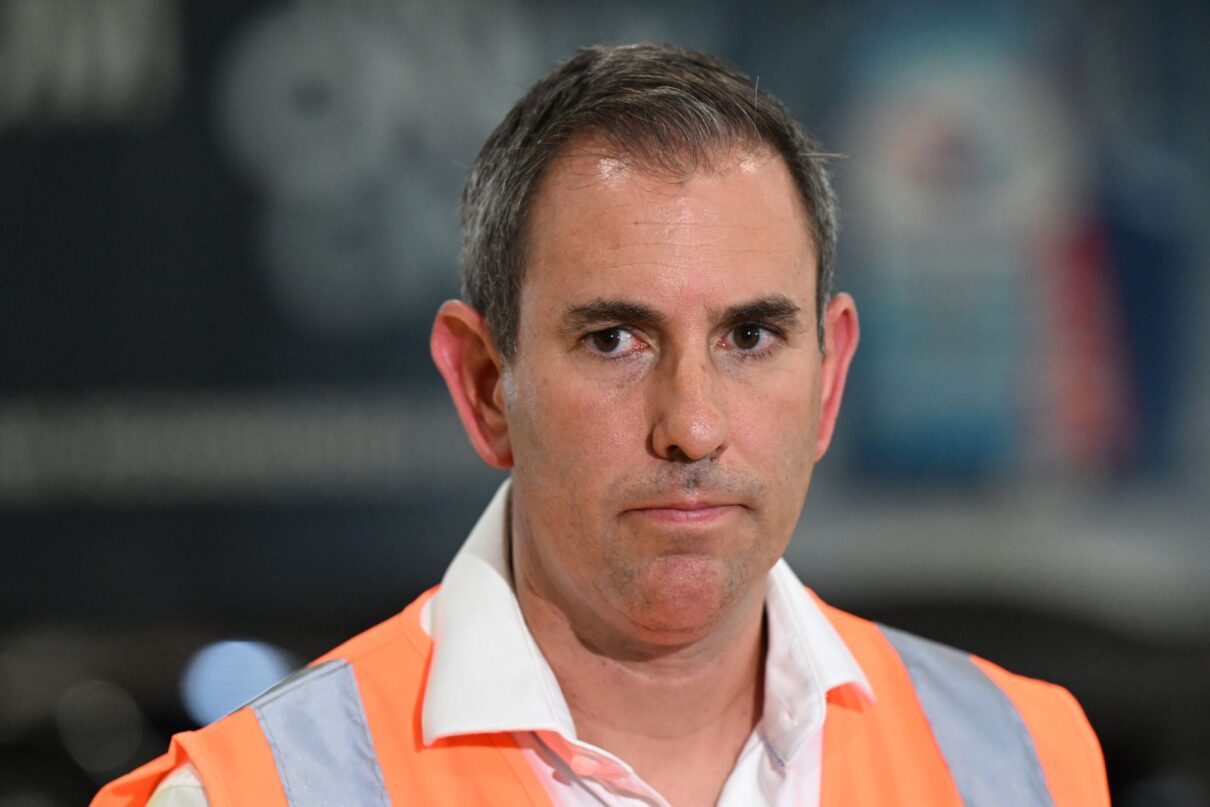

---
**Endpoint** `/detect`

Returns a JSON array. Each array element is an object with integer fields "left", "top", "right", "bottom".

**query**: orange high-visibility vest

[{"left": 92, "top": 588, "right": 1109, "bottom": 806}]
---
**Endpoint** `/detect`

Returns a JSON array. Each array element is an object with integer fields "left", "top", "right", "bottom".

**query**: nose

[{"left": 649, "top": 352, "right": 730, "bottom": 462}]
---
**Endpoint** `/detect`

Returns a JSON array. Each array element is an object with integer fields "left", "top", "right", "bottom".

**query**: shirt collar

[
  {"left": 421, "top": 478, "right": 575, "bottom": 743},
  {"left": 421, "top": 478, "right": 872, "bottom": 764},
  {"left": 760, "top": 558, "right": 873, "bottom": 763}
]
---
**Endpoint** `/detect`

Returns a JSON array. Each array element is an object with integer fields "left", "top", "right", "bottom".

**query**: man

[{"left": 95, "top": 43, "right": 1109, "bottom": 806}]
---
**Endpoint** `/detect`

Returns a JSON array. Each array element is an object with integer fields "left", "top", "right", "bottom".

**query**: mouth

[{"left": 625, "top": 500, "right": 745, "bottom": 525}]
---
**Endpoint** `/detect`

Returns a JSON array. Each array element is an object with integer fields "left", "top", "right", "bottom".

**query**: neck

[
  {"left": 512, "top": 534, "right": 768, "bottom": 804},
  {"left": 518, "top": 577, "right": 767, "bottom": 733}
]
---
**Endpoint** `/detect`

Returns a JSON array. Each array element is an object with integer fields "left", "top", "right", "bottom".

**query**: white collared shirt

[
  {"left": 148, "top": 480, "right": 870, "bottom": 806},
  {"left": 422, "top": 480, "right": 871, "bottom": 807}
]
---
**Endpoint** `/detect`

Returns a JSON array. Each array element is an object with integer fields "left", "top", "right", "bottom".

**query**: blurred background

[{"left": 1, "top": 0, "right": 1207, "bottom": 803}]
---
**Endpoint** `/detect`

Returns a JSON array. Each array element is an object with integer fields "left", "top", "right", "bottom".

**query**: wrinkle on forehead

[{"left": 530, "top": 142, "right": 811, "bottom": 266}]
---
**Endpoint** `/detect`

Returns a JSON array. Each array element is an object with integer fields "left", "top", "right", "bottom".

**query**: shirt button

[{"left": 570, "top": 754, "right": 601, "bottom": 777}]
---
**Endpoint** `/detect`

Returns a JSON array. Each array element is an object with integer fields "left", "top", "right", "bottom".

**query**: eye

[
  {"left": 729, "top": 323, "right": 769, "bottom": 351},
  {"left": 582, "top": 327, "right": 643, "bottom": 357}
]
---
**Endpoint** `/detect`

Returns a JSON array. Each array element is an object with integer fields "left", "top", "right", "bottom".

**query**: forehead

[{"left": 519, "top": 138, "right": 817, "bottom": 316}]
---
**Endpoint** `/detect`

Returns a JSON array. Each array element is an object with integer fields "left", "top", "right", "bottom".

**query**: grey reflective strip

[
  {"left": 250, "top": 659, "right": 390, "bottom": 807},
  {"left": 879, "top": 625, "right": 1055, "bottom": 807}
]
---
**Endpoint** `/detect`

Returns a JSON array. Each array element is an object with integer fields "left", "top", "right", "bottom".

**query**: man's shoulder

[
  {"left": 191, "top": 583, "right": 437, "bottom": 741},
  {"left": 816, "top": 595, "right": 1094, "bottom": 719},
  {"left": 108, "top": 587, "right": 443, "bottom": 807},
  {"left": 313, "top": 585, "right": 439, "bottom": 668},
  {"left": 809, "top": 595, "right": 1076, "bottom": 700},
  {"left": 812, "top": 596, "right": 1108, "bottom": 806}
]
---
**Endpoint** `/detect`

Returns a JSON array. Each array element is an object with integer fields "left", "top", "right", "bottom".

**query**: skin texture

[{"left": 431, "top": 137, "right": 859, "bottom": 805}]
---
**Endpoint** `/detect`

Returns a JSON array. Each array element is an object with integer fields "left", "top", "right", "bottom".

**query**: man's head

[
  {"left": 432, "top": 43, "right": 858, "bottom": 654},
  {"left": 460, "top": 43, "right": 840, "bottom": 360}
]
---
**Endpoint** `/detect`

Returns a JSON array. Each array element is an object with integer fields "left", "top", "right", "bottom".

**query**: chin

[{"left": 625, "top": 555, "right": 737, "bottom": 638}]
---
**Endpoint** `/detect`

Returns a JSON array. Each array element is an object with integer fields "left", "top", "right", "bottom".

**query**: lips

[{"left": 625, "top": 499, "right": 744, "bottom": 524}]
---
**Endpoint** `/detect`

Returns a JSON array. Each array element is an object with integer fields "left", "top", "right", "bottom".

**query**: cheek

[
  {"left": 731, "top": 371, "right": 819, "bottom": 458},
  {"left": 507, "top": 364, "right": 642, "bottom": 483}
]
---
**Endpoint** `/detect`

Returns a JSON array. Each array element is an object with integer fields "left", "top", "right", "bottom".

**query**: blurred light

[
  {"left": 181, "top": 640, "right": 296, "bottom": 726},
  {"left": 54, "top": 680, "right": 144, "bottom": 775}
]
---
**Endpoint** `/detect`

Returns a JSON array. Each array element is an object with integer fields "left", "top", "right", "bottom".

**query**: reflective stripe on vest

[
  {"left": 247, "top": 630, "right": 1054, "bottom": 807},
  {"left": 879, "top": 625, "right": 1056, "bottom": 807},
  {"left": 250, "top": 659, "right": 390, "bottom": 807}
]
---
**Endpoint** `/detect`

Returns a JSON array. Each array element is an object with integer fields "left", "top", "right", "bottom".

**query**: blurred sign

[
  {"left": 215, "top": 0, "right": 545, "bottom": 336},
  {"left": 838, "top": 28, "right": 1106, "bottom": 478},
  {"left": 0, "top": 391, "right": 488, "bottom": 506},
  {"left": 0, "top": 0, "right": 180, "bottom": 130}
]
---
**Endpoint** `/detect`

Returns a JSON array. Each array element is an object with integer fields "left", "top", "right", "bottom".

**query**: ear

[
  {"left": 815, "top": 293, "right": 859, "bottom": 460},
  {"left": 430, "top": 300, "right": 513, "bottom": 469}
]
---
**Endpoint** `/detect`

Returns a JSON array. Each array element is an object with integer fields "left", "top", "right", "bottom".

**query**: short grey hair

[{"left": 460, "top": 42, "right": 839, "bottom": 359}]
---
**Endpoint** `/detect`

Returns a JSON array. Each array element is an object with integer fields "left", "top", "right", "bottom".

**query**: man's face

[{"left": 503, "top": 141, "right": 841, "bottom": 650}]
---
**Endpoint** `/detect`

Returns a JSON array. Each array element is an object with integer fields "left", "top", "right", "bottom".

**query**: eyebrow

[
  {"left": 561, "top": 299, "right": 665, "bottom": 333},
  {"left": 560, "top": 294, "right": 802, "bottom": 333},
  {"left": 716, "top": 295, "right": 803, "bottom": 331}
]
